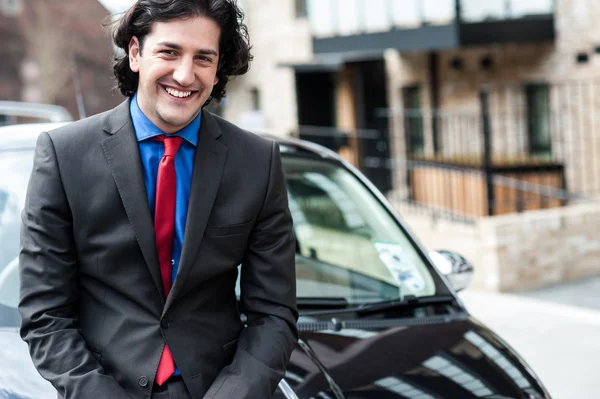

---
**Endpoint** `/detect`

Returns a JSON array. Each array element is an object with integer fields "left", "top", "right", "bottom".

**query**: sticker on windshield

[{"left": 374, "top": 242, "right": 425, "bottom": 293}]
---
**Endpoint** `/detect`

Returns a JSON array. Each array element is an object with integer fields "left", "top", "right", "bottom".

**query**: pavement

[
  {"left": 459, "top": 277, "right": 600, "bottom": 399},
  {"left": 519, "top": 277, "right": 600, "bottom": 311}
]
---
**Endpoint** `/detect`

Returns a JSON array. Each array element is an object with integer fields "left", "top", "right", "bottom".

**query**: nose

[{"left": 172, "top": 58, "right": 195, "bottom": 87}]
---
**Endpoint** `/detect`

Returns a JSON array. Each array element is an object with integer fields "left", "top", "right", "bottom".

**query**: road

[{"left": 460, "top": 282, "right": 600, "bottom": 399}]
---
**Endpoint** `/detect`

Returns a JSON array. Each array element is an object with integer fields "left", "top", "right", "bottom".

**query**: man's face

[{"left": 128, "top": 16, "right": 220, "bottom": 134}]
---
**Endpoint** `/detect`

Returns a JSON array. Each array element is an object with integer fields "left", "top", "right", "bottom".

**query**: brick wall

[
  {"left": 0, "top": 12, "right": 26, "bottom": 102},
  {"left": 0, "top": 0, "right": 122, "bottom": 119}
]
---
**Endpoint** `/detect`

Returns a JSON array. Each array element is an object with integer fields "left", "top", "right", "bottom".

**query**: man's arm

[
  {"left": 19, "top": 132, "right": 130, "bottom": 399},
  {"left": 204, "top": 141, "right": 298, "bottom": 399}
]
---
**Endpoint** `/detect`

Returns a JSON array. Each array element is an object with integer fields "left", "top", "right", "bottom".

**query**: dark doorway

[
  {"left": 351, "top": 60, "right": 392, "bottom": 194},
  {"left": 295, "top": 71, "right": 346, "bottom": 151}
]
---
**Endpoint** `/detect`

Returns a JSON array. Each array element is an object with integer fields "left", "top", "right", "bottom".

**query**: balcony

[{"left": 307, "top": 0, "right": 555, "bottom": 55}]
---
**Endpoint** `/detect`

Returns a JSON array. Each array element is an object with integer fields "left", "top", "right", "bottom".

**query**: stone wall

[{"left": 398, "top": 202, "right": 600, "bottom": 292}]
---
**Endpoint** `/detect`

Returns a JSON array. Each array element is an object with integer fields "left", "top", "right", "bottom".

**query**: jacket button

[
  {"left": 138, "top": 376, "right": 149, "bottom": 387},
  {"left": 161, "top": 319, "right": 170, "bottom": 329}
]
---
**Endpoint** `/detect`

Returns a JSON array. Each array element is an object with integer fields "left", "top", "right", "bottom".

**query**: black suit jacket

[{"left": 18, "top": 100, "right": 298, "bottom": 399}]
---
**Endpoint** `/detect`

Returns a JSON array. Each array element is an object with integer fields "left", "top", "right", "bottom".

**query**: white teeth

[{"left": 165, "top": 87, "right": 192, "bottom": 98}]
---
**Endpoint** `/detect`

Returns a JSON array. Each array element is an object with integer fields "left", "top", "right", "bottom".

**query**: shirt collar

[{"left": 130, "top": 92, "right": 200, "bottom": 147}]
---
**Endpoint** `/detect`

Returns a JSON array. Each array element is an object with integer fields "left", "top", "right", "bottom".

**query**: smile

[{"left": 163, "top": 86, "right": 194, "bottom": 98}]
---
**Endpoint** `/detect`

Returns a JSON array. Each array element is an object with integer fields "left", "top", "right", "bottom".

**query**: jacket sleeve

[
  {"left": 203, "top": 141, "right": 298, "bottom": 399},
  {"left": 19, "top": 132, "right": 131, "bottom": 399}
]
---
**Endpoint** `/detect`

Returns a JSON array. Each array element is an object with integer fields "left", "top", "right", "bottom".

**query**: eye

[
  {"left": 160, "top": 50, "right": 177, "bottom": 56},
  {"left": 196, "top": 55, "right": 212, "bottom": 62}
]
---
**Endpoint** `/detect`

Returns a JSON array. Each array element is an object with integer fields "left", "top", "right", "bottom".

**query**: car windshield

[
  {"left": 282, "top": 155, "right": 445, "bottom": 305},
  {"left": 0, "top": 146, "right": 448, "bottom": 326}
]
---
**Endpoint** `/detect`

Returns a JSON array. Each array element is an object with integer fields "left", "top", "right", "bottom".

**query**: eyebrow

[{"left": 156, "top": 41, "right": 218, "bottom": 56}]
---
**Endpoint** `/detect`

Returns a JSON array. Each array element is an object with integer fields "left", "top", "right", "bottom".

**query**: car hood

[
  {"left": 287, "top": 315, "right": 549, "bottom": 399},
  {"left": 0, "top": 317, "right": 549, "bottom": 399},
  {"left": 0, "top": 328, "right": 55, "bottom": 399}
]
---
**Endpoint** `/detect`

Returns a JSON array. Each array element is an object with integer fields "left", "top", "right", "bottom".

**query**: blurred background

[{"left": 1, "top": 0, "right": 600, "bottom": 397}]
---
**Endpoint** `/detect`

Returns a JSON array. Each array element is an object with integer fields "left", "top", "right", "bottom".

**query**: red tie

[{"left": 153, "top": 135, "right": 183, "bottom": 386}]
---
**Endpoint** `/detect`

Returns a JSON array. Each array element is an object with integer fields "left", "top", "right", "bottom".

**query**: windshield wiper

[
  {"left": 355, "top": 294, "right": 456, "bottom": 314},
  {"left": 297, "top": 297, "right": 349, "bottom": 309},
  {"left": 298, "top": 294, "right": 457, "bottom": 317}
]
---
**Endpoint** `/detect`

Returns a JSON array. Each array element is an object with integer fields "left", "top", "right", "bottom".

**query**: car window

[
  {"left": 281, "top": 156, "right": 441, "bottom": 304},
  {"left": 0, "top": 257, "right": 19, "bottom": 308},
  {"left": 0, "top": 147, "right": 445, "bottom": 319},
  {"left": 0, "top": 148, "right": 34, "bottom": 326}
]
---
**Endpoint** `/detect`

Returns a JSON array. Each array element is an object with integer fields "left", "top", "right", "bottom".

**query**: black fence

[{"left": 295, "top": 81, "right": 599, "bottom": 223}]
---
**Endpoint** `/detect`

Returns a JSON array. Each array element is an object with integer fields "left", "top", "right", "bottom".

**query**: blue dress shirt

[{"left": 130, "top": 93, "right": 200, "bottom": 376}]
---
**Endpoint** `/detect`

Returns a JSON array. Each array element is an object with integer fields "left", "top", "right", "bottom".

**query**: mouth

[{"left": 161, "top": 85, "right": 198, "bottom": 100}]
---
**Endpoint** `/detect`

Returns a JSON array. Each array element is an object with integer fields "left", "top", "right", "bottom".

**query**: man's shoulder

[
  {"left": 46, "top": 101, "right": 127, "bottom": 145},
  {"left": 46, "top": 110, "right": 110, "bottom": 141}
]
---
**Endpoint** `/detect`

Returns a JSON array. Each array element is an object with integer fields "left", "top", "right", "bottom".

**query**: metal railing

[{"left": 295, "top": 82, "right": 599, "bottom": 223}]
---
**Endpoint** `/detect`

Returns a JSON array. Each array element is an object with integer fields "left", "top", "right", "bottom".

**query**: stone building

[
  {"left": 227, "top": 0, "right": 600, "bottom": 193},
  {"left": 225, "top": 0, "right": 600, "bottom": 291},
  {"left": 0, "top": 0, "right": 122, "bottom": 120}
]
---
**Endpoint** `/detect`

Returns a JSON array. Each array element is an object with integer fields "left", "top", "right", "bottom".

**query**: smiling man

[
  {"left": 129, "top": 15, "right": 220, "bottom": 133},
  {"left": 18, "top": 1, "right": 298, "bottom": 399}
]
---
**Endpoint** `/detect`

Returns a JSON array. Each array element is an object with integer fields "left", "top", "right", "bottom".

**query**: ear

[
  {"left": 213, "top": 76, "right": 219, "bottom": 85},
  {"left": 129, "top": 36, "right": 141, "bottom": 73}
]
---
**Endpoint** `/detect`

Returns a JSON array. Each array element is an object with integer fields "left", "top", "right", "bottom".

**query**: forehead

[{"left": 146, "top": 16, "right": 221, "bottom": 50}]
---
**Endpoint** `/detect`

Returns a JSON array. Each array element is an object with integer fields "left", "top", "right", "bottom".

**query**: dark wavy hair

[{"left": 112, "top": 0, "right": 252, "bottom": 105}]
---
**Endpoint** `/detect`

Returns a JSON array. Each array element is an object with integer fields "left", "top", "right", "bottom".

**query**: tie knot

[{"left": 154, "top": 135, "right": 183, "bottom": 157}]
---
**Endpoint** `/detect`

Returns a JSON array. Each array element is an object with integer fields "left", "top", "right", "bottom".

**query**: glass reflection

[
  {"left": 423, "top": 355, "right": 495, "bottom": 397},
  {"left": 464, "top": 331, "right": 532, "bottom": 390},
  {"left": 375, "top": 376, "right": 439, "bottom": 398}
]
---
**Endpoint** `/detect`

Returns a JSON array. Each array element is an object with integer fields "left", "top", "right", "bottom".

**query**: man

[{"left": 18, "top": 1, "right": 298, "bottom": 398}]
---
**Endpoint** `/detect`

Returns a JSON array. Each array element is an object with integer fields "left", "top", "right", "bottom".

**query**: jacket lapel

[
  {"left": 101, "top": 100, "right": 165, "bottom": 300},
  {"left": 164, "top": 110, "right": 227, "bottom": 314}
]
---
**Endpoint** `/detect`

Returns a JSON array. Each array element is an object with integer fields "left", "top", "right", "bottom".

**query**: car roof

[
  {"left": 0, "top": 101, "right": 73, "bottom": 123},
  {"left": 0, "top": 122, "right": 71, "bottom": 150},
  {"left": 0, "top": 122, "right": 342, "bottom": 161}
]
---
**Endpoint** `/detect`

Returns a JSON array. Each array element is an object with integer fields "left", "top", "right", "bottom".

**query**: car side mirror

[{"left": 429, "top": 250, "right": 474, "bottom": 292}]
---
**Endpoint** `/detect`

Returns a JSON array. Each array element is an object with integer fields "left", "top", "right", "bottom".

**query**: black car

[{"left": 0, "top": 122, "right": 551, "bottom": 399}]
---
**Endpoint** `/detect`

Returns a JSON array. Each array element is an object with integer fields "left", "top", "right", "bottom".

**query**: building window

[
  {"left": 402, "top": 85, "right": 425, "bottom": 155},
  {"left": 295, "top": 0, "right": 307, "bottom": 18},
  {"left": 1, "top": 0, "right": 22, "bottom": 17},
  {"left": 250, "top": 87, "right": 261, "bottom": 111},
  {"left": 526, "top": 83, "right": 552, "bottom": 156}
]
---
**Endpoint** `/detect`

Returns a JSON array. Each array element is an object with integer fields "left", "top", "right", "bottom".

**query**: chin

[{"left": 160, "top": 111, "right": 198, "bottom": 128}]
